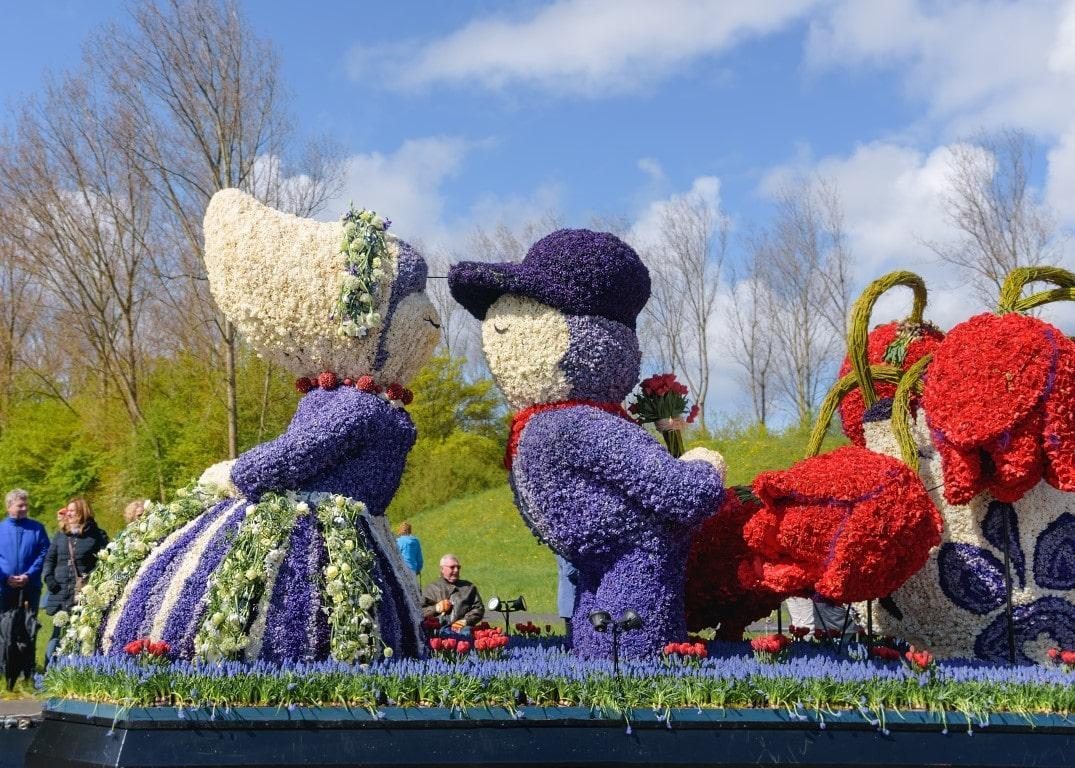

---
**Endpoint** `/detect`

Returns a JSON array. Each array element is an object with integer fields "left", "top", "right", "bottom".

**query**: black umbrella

[{"left": 0, "top": 593, "right": 40, "bottom": 690}]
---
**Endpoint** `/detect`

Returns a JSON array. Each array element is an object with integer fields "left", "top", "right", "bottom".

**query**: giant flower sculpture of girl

[
  {"left": 448, "top": 230, "right": 726, "bottom": 659},
  {"left": 59, "top": 189, "right": 441, "bottom": 664}
]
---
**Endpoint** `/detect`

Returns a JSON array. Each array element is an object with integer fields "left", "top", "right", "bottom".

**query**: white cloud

[
  {"left": 354, "top": 0, "right": 818, "bottom": 94},
  {"left": 326, "top": 137, "right": 471, "bottom": 243},
  {"left": 627, "top": 175, "right": 721, "bottom": 254},
  {"left": 805, "top": 0, "right": 1075, "bottom": 138}
]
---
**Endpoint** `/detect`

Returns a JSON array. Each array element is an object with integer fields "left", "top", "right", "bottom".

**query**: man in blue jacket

[
  {"left": 395, "top": 521, "right": 423, "bottom": 589},
  {"left": 0, "top": 489, "right": 50, "bottom": 612}
]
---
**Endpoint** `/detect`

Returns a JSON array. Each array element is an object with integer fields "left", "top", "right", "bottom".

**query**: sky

[{"left": 3, "top": 0, "right": 1075, "bottom": 421}]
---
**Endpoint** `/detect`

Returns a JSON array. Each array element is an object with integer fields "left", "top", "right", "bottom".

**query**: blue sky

[{"left": 4, "top": 1, "right": 1075, "bottom": 418}]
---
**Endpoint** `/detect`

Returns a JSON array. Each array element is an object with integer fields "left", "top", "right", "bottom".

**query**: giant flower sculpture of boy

[
  {"left": 60, "top": 190, "right": 440, "bottom": 664},
  {"left": 448, "top": 230, "right": 726, "bottom": 659}
]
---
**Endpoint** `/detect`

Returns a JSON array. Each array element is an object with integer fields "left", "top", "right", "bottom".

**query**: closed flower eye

[
  {"left": 493, "top": 323, "right": 510, "bottom": 334},
  {"left": 425, "top": 317, "right": 441, "bottom": 329}
]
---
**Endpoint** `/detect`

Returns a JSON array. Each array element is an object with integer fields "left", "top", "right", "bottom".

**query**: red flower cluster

[
  {"left": 923, "top": 313, "right": 1075, "bottom": 504},
  {"left": 123, "top": 637, "right": 170, "bottom": 658},
  {"left": 837, "top": 321, "right": 944, "bottom": 446},
  {"left": 904, "top": 646, "right": 935, "bottom": 672},
  {"left": 685, "top": 490, "right": 782, "bottom": 641},
  {"left": 1047, "top": 647, "right": 1075, "bottom": 667},
  {"left": 869, "top": 646, "right": 901, "bottom": 662},
  {"left": 428, "top": 637, "right": 471, "bottom": 657},
  {"left": 514, "top": 621, "right": 544, "bottom": 636},
  {"left": 739, "top": 445, "right": 943, "bottom": 604},
  {"left": 640, "top": 373, "right": 689, "bottom": 398},
  {"left": 750, "top": 633, "right": 792, "bottom": 662},
  {"left": 789, "top": 625, "right": 810, "bottom": 640},
  {"left": 420, "top": 616, "right": 441, "bottom": 635},
  {"left": 474, "top": 627, "right": 509, "bottom": 657},
  {"left": 811, "top": 628, "right": 844, "bottom": 642},
  {"left": 294, "top": 372, "right": 414, "bottom": 404},
  {"left": 662, "top": 641, "right": 708, "bottom": 660}
]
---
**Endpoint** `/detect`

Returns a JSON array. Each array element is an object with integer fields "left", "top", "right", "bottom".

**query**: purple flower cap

[{"left": 448, "top": 229, "right": 651, "bottom": 329}]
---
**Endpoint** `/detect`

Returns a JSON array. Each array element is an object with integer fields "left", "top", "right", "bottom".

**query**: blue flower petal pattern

[
  {"left": 1033, "top": 513, "right": 1075, "bottom": 591},
  {"left": 974, "top": 596, "right": 1075, "bottom": 664},
  {"left": 937, "top": 543, "right": 1006, "bottom": 615},
  {"left": 982, "top": 501, "right": 1025, "bottom": 588}
]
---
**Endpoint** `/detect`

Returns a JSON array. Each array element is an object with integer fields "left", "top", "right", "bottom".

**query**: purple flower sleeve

[
  {"left": 518, "top": 407, "right": 723, "bottom": 528},
  {"left": 232, "top": 388, "right": 409, "bottom": 500}
]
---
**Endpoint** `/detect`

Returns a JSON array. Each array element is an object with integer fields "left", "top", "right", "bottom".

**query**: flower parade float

[{"left": 28, "top": 209, "right": 1075, "bottom": 768}]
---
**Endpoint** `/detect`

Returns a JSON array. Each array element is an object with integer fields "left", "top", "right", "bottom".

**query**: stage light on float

[{"left": 487, "top": 595, "right": 527, "bottom": 633}]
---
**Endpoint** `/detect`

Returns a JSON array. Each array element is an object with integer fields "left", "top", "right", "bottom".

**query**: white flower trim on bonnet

[{"left": 202, "top": 189, "right": 437, "bottom": 385}]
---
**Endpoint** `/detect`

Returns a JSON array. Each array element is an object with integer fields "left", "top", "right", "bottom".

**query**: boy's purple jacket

[{"left": 511, "top": 404, "right": 724, "bottom": 658}]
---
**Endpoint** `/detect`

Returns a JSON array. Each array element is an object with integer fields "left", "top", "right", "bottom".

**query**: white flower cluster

[
  {"left": 194, "top": 494, "right": 301, "bottom": 662},
  {"left": 315, "top": 495, "right": 385, "bottom": 663},
  {"left": 858, "top": 413, "right": 1075, "bottom": 660},
  {"left": 481, "top": 295, "right": 572, "bottom": 409},
  {"left": 336, "top": 207, "right": 389, "bottom": 339},
  {"left": 59, "top": 485, "right": 220, "bottom": 656},
  {"left": 203, "top": 188, "right": 437, "bottom": 383}
]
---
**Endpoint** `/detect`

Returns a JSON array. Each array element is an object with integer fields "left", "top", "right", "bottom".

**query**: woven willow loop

[
  {"left": 806, "top": 364, "right": 903, "bottom": 458},
  {"left": 997, "top": 266, "right": 1075, "bottom": 314},
  {"left": 847, "top": 272, "right": 928, "bottom": 408},
  {"left": 891, "top": 354, "right": 931, "bottom": 472}
]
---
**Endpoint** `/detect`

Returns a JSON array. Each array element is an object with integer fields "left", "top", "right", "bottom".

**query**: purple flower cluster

[
  {"left": 448, "top": 229, "right": 651, "bottom": 329},
  {"left": 513, "top": 406, "right": 723, "bottom": 659},
  {"left": 160, "top": 501, "right": 248, "bottom": 658},
  {"left": 259, "top": 512, "right": 328, "bottom": 662},
  {"left": 106, "top": 502, "right": 224, "bottom": 651},
  {"left": 231, "top": 387, "right": 416, "bottom": 516},
  {"left": 931, "top": 495, "right": 1075, "bottom": 663},
  {"left": 372, "top": 240, "right": 427, "bottom": 371},
  {"left": 51, "top": 641, "right": 1075, "bottom": 704},
  {"left": 561, "top": 316, "right": 641, "bottom": 402}
]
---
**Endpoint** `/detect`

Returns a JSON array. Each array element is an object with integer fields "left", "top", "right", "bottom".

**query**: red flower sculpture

[
  {"left": 685, "top": 490, "right": 782, "bottom": 640},
  {"left": 739, "top": 445, "right": 943, "bottom": 604},
  {"left": 923, "top": 313, "right": 1075, "bottom": 504},
  {"left": 837, "top": 321, "right": 944, "bottom": 446}
]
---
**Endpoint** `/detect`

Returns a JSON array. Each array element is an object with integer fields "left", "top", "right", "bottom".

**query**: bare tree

[
  {"left": 926, "top": 128, "right": 1063, "bottom": 305},
  {"left": 0, "top": 75, "right": 167, "bottom": 495},
  {"left": 724, "top": 246, "right": 774, "bottom": 427},
  {"left": 760, "top": 177, "right": 852, "bottom": 426},
  {"left": 633, "top": 189, "right": 727, "bottom": 433},
  {"left": 0, "top": 234, "right": 42, "bottom": 427},
  {"left": 90, "top": 0, "right": 341, "bottom": 458}
]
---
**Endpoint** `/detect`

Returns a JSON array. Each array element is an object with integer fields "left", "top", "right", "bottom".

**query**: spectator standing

[
  {"left": 421, "top": 554, "right": 484, "bottom": 633},
  {"left": 42, "top": 498, "right": 109, "bottom": 664},
  {"left": 123, "top": 500, "right": 146, "bottom": 526},
  {"left": 0, "top": 489, "right": 49, "bottom": 612},
  {"left": 395, "top": 521, "right": 423, "bottom": 588},
  {"left": 556, "top": 554, "right": 578, "bottom": 644}
]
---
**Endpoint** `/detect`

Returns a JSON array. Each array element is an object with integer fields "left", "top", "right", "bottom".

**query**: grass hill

[{"left": 395, "top": 425, "right": 848, "bottom": 616}]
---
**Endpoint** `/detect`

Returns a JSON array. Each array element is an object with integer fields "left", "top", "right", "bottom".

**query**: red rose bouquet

[{"left": 627, "top": 372, "right": 699, "bottom": 458}]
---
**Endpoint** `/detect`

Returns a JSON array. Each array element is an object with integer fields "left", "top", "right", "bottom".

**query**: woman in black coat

[{"left": 42, "top": 498, "right": 108, "bottom": 664}]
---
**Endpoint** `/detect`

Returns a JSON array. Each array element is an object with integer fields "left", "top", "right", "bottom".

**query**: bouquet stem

[{"left": 659, "top": 425, "right": 685, "bottom": 458}]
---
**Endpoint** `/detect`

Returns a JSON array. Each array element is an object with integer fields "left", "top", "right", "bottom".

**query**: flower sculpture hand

[
  {"left": 449, "top": 229, "right": 725, "bottom": 659},
  {"left": 67, "top": 190, "right": 440, "bottom": 665}
]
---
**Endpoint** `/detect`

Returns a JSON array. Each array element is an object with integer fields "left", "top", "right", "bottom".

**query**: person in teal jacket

[
  {"left": 396, "top": 521, "right": 424, "bottom": 588},
  {"left": 0, "top": 489, "right": 50, "bottom": 612}
]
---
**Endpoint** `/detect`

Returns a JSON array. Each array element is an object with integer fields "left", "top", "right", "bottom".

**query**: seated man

[{"left": 421, "top": 553, "right": 484, "bottom": 634}]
